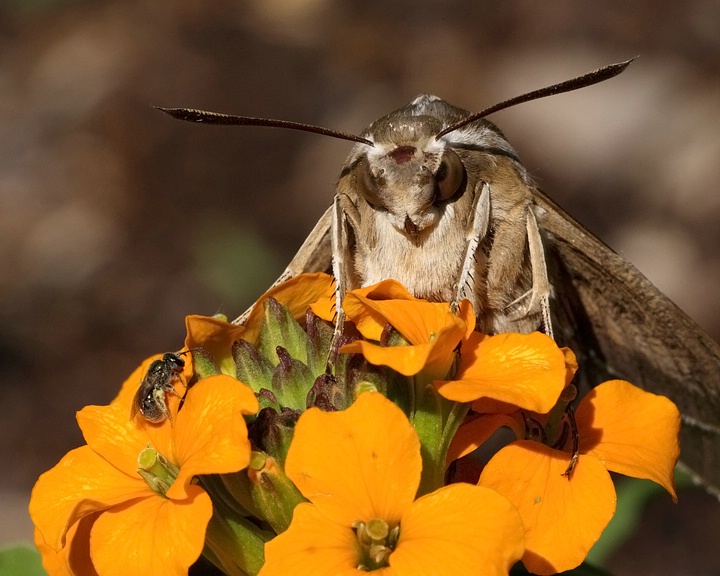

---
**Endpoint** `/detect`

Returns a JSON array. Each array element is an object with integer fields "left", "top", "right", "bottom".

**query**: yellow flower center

[
  {"left": 352, "top": 518, "right": 399, "bottom": 571},
  {"left": 137, "top": 445, "right": 179, "bottom": 496}
]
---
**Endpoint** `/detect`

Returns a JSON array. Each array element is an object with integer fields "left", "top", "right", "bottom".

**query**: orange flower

[
  {"left": 435, "top": 332, "right": 568, "bottom": 414},
  {"left": 185, "top": 315, "right": 247, "bottom": 375},
  {"left": 337, "top": 280, "right": 474, "bottom": 379},
  {"left": 184, "top": 272, "right": 334, "bottom": 372},
  {"left": 259, "top": 392, "right": 525, "bottom": 576},
  {"left": 477, "top": 380, "right": 680, "bottom": 575},
  {"left": 30, "top": 357, "right": 258, "bottom": 576}
]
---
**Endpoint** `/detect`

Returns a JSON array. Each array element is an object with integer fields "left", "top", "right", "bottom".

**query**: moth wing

[
  {"left": 533, "top": 189, "right": 720, "bottom": 494},
  {"left": 281, "top": 205, "right": 334, "bottom": 277},
  {"left": 233, "top": 207, "right": 333, "bottom": 324}
]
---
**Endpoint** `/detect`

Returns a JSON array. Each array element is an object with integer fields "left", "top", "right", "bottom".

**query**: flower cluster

[{"left": 30, "top": 273, "right": 680, "bottom": 576}]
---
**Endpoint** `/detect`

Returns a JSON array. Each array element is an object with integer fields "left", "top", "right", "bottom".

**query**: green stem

[
  {"left": 411, "top": 378, "right": 464, "bottom": 496},
  {"left": 442, "top": 401, "right": 470, "bottom": 454},
  {"left": 544, "top": 398, "right": 569, "bottom": 445},
  {"left": 203, "top": 495, "right": 271, "bottom": 576}
]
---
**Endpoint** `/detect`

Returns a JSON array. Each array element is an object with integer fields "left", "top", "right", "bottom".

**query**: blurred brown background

[{"left": 1, "top": 0, "right": 719, "bottom": 574}]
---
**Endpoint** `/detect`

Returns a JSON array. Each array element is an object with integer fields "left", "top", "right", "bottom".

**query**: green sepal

[
  {"left": 192, "top": 347, "right": 221, "bottom": 379},
  {"left": 249, "top": 452, "right": 306, "bottom": 534},
  {"left": 258, "top": 297, "right": 311, "bottom": 366},
  {"left": 233, "top": 339, "right": 274, "bottom": 393},
  {"left": 251, "top": 406, "right": 300, "bottom": 463},
  {"left": 203, "top": 495, "right": 271, "bottom": 576},
  {"left": 304, "top": 308, "right": 334, "bottom": 375},
  {"left": 200, "top": 473, "right": 261, "bottom": 521},
  {"left": 271, "top": 346, "right": 314, "bottom": 410}
]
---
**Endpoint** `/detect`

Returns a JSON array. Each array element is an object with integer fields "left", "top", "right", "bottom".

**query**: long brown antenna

[
  {"left": 156, "top": 107, "right": 374, "bottom": 146},
  {"left": 436, "top": 58, "right": 636, "bottom": 139}
]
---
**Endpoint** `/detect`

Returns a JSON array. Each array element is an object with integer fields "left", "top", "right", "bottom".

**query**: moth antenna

[
  {"left": 156, "top": 107, "right": 374, "bottom": 147},
  {"left": 436, "top": 58, "right": 636, "bottom": 139}
]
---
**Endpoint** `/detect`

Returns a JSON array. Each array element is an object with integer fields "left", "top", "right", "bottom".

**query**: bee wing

[
  {"left": 533, "top": 188, "right": 720, "bottom": 494},
  {"left": 130, "top": 380, "right": 148, "bottom": 420}
]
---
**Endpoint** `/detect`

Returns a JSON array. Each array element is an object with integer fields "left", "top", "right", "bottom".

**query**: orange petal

[
  {"left": 344, "top": 295, "right": 463, "bottom": 347},
  {"left": 258, "top": 503, "right": 360, "bottom": 576},
  {"left": 390, "top": 483, "right": 524, "bottom": 576},
  {"left": 351, "top": 279, "right": 420, "bottom": 301},
  {"left": 184, "top": 315, "right": 246, "bottom": 375},
  {"left": 561, "top": 347, "right": 579, "bottom": 385},
  {"left": 30, "top": 446, "right": 150, "bottom": 552},
  {"left": 35, "top": 516, "right": 99, "bottom": 576},
  {"left": 339, "top": 299, "right": 466, "bottom": 377},
  {"left": 576, "top": 380, "right": 680, "bottom": 500},
  {"left": 340, "top": 280, "right": 422, "bottom": 341},
  {"left": 435, "top": 332, "right": 566, "bottom": 413},
  {"left": 167, "top": 375, "right": 258, "bottom": 500},
  {"left": 78, "top": 395, "right": 174, "bottom": 478},
  {"left": 285, "top": 392, "right": 421, "bottom": 526},
  {"left": 479, "top": 441, "right": 616, "bottom": 575},
  {"left": 244, "top": 273, "right": 335, "bottom": 343},
  {"left": 447, "top": 413, "right": 523, "bottom": 463},
  {"left": 456, "top": 299, "right": 477, "bottom": 338},
  {"left": 339, "top": 340, "right": 438, "bottom": 377},
  {"left": 90, "top": 484, "right": 212, "bottom": 576}
]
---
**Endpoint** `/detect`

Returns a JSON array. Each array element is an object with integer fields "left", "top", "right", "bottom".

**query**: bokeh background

[{"left": 2, "top": 1, "right": 720, "bottom": 574}]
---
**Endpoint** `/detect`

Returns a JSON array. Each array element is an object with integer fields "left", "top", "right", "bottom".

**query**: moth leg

[
  {"left": 493, "top": 209, "right": 553, "bottom": 338},
  {"left": 485, "top": 190, "right": 534, "bottom": 333},
  {"left": 524, "top": 209, "right": 553, "bottom": 338},
  {"left": 451, "top": 181, "right": 490, "bottom": 314},
  {"left": 326, "top": 193, "right": 356, "bottom": 366}
]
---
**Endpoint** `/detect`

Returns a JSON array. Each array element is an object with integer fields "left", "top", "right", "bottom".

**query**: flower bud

[
  {"left": 233, "top": 338, "right": 273, "bottom": 392},
  {"left": 248, "top": 453, "right": 306, "bottom": 533},
  {"left": 259, "top": 297, "right": 310, "bottom": 366}
]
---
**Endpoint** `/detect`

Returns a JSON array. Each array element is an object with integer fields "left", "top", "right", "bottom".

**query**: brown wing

[
  {"left": 282, "top": 206, "right": 334, "bottom": 277},
  {"left": 533, "top": 189, "right": 720, "bottom": 494},
  {"left": 232, "top": 207, "right": 333, "bottom": 324}
]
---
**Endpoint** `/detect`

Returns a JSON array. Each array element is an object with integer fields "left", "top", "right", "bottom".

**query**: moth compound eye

[
  {"left": 356, "top": 155, "right": 385, "bottom": 208},
  {"left": 435, "top": 149, "right": 464, "bottom": 201}
]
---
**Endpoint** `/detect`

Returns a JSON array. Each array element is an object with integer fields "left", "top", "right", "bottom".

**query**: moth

[
  {"left": 160, "top": 60, "right": 720, "bottom": 494},
  {"left": 131, "top": 351, "right": 189, "bottom": 423}
]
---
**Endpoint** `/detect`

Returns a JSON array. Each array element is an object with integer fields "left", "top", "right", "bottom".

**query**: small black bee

[{"left": 131, "top": 352, "right": 188, "bottom": 423}]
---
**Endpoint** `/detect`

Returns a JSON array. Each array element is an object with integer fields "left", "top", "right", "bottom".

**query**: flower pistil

[
  {"left": 136, "top": 445, "right": 180, "bottom": 496},
  {"left": 353, "top": 517, "right": 400, "bottom": 570}
]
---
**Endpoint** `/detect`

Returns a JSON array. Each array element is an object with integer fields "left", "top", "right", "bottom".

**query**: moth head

[
  {"left": 158, "top": 60, "right": 632, "bottom": 240},
  {"left": 353, "top": 116, "right": 466, "bottom": 236}
]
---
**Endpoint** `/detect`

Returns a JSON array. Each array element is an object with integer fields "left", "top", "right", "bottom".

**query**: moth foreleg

[
  {"left": 330, "top": 195, "right": 348, "bottom": 335},
  {"left": 326, "top": 193, "right": 362, "bottom": 365},
  {"left": 485, "top": 192, "right": 535, "bottom": 334},
  {"left": 452, "top": 181, "right": 490, "bottom": 314},
  {"left": 525, "top": 209, "right": 553, "bottom": 338},
  {"left": 493, "top": 208, "right": 553, "bottom": 337}
]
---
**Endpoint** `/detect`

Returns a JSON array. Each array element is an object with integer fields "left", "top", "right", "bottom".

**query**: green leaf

[{"left": 0, "top": 545, "right": 46, "bottom": 576}]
